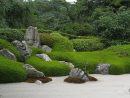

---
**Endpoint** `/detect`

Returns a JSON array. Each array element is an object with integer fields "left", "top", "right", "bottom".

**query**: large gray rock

[
  {"left": 24, "top": 26, "right": 40, "bottom": 47},
  {"left": 59, "top": 61, "right": 75, "bottom": 69},
  {"left": 0, "top": 49, "right": 16, "bottom": 60},
  {"left": 42, "top": 45, "right": 52, "bottom": 52},
  {"left": 95, "top": 64, "right": 110, "bottom": 75},
  {"left": 69, "top": 68, "right": 89, "bottom": 81},
  {"left": 23, "top": 64, "right": 45, "bottom": 78},
  {"left": 12, "top": 40, "right": 31, "bottom": 60},
  {"left": 36, "top": 53, "right": 52, "bottom": 61}
]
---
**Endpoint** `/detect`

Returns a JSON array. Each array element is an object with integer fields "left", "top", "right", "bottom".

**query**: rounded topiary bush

[
  {"left": 72, "top": 37, "right": 104, "bottom": 51},
  {"left": 40, "top": 33, "right": 53, "bottom": 47},
  {"left": 0, "top": 56, "right": 26, "bottom": 83},
  {"left": 0, "top": 29, "right": 24, "bottom": 42},
  {"left": 26, "top": 56, "right": 70, "bottom": 76},
  {"left": 50, "top": 32, "right": 73, "bottom": 52},
  {"left": 0, "top": 39, "right": 21, "bottom": 60}
]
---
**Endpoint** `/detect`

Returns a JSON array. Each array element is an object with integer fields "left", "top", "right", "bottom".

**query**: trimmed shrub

[
  {"left": 0, "top": 56, "right": 26, "bottom": 83},
  {"left": 40, "top": 33, "right": 54, "bottom": 47},
  {"left": 0, "top": 28, "right": 24, "bottom": 42},
  {"left": 50, "top": 32, "right": 73, "bottom": 51},
  {"left": 26, "top": 56, "right": 70, "bottom": 76},
  {"left": 0, "top": 39, "right": 21, "bottom": 60},
  {"left": 72, "top": 37, "right": 104, "bottom": 51}
]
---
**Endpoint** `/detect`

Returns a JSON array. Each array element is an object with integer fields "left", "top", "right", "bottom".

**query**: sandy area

[{"left": 0, "top": 74, "right": 130, "bottom": 98}]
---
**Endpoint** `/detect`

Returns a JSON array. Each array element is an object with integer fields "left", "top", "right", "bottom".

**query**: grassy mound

[
  {"left": 0, "top": 39, "right": 21, "bottom": 61},
  {"left": 26, "top": 56, "right": 70, "bottom": 76},
  {"left": 0, "top": 56, "right": 26, "bottom": 83},
  {"left": 48, "top": 44, "right": 130, "bottom": 75}
]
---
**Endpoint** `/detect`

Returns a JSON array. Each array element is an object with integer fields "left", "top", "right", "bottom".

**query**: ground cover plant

[
  {"left": 0, "top": 56, "right": 26, "bottom": 83},
  {"left": 48, "top": 44, "right": 130, "bottom": 75},
  {"left": 26, "top": 56, "right": 70, "bottom": 76},
  {"left": 0, "top": 38, "right": 21, "bottom": 60}
]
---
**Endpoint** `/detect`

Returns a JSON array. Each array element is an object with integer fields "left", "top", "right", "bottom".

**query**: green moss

[
  {"left": 31, "top": 48, "right": 44, "bottom": 55},
  {"left": 0, "top": 56, "right": 26, "bottom": 83},
  {"left": 48, "top": 44, "right": 130, "bottom": 75},
  {"left": 0, "top": 39, "right": 21, "bottom": 61},
  {"left": 26, "top": 56, "right": 70, "bottom": 76}
]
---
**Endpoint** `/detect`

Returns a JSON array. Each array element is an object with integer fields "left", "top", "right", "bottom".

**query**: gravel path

[{"left": 0, "top": 74, "right": 130, "bottom": 98}]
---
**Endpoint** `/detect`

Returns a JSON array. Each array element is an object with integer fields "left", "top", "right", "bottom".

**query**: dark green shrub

[
  {"left": 31, "top": 48, "right": 44, "bottom": 55},
  {"left": 0, "top": 56, "right": 26, "bottom": 83},
  {"left": 50, "top": 32, "right": 73, "bottom": 51},
  {"left": 0, "top": 28, "right": 24, "bottom": 42},
  {"left": 0, "top": 39, "right": 21, "bottom": 60},
  {"left": 40, "top": 33, "right": 54, "bottom": 47},
  {"left": 72, "top": 37, "right": 104, "bottom": 51},
  {"left": 26, "top": 56, "right": 70, "bottom": 76}
]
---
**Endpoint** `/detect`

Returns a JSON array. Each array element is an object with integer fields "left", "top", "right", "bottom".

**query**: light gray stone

[
  {"left": 36, "top": 53, "right": 52, "bottom": 61},
  {"left": 59, "top": 61, "right": 75, "bottom": 69},
  {"left": 95, "top": 64, "right": 111, "bottom": 75},
  {"left": 69, "top": 68, "right": 89, "bottom": 81},
  {"left": 42, "top": 45, "right": 52, "bottom": 52},
  {"left": 0, "top": 49, "right": 16, "bottom": 60},
  {"left": 35, "top": 80, "right": 42, "bottom": 85},
  {"left": 24, "top": 26, "right": 40, "bottom": 47},
  {"left": 12, "top": 40, "right": 31, "bottom": 60},
  {"left": 23, "top": 64, "right": 45, "bottom": 78}
]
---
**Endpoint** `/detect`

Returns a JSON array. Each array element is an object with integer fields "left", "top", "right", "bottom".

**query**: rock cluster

[
  {"left": 12, "top": 40, "right": 31, "bottom": 60},
  {"left": 0, "top": 49, "right": 16, "bottom": 61},
  {"left": 95, "top": 64, "right": 110, "bottom": 75}
]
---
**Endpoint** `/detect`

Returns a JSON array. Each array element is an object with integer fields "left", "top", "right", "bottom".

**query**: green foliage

[
  {"left": 50, "top": 32, "right": 73, "bottom": 51},
  {"left": 26, "top": 56, "right": 70, "bottom": 76},
  {"left": 40, "top": 33, "right": 54, "bottom": 47},
  {"left": 31, "top": 48, "right": 44, "bottom": 55},
  {"left": 0, "top": 56, "right": 26, "bottom": 83},
  {"left": 0, "top": 28, "right": 24, "bottom": 42},
  {"left": 48, "top": 44, "right": 130, "bottom": 75},
  {"left": 72, "top": 37, "right": 104, "bottom": 51},
  {"left": 0, "top": 39, "right": 21, "bottom": 60}
]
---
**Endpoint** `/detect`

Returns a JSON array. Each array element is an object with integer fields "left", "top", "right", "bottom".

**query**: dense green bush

[
  {"left": 0, "top": 56, "right": 26, "bottom": 83},
  {"left": 26, "top": 56, "right": 70, "bottom": 76},
  {"left": 50, "top": 32, "right": 73, "bottom": 51},
  {"left": 0, "top": 29, "right": 24, "bottom": 42},
  {"left": 48, "top": 44, "right": 130, "bottom": 75},
  {"left": 0, "top": 39, "right": 21, "bottom": 60},
  {"left": 72, "top": 37, "right": 104, "bottom": 51},
  {"left": 40, "top": 33, "right": 54, "bottom": 47}
]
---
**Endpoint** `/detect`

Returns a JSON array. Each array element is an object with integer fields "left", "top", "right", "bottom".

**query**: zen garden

[{"left": 0, "top": 0, "right": 130, "bottom": 98}]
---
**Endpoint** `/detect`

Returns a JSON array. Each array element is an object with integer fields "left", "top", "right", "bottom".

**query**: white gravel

[{"left": 0, "top": 74, "right": 130, "bottom": 98}]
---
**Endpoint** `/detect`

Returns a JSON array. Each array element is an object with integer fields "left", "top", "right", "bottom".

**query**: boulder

[
  {"left": 36, "top": 53, "right": 52, "bottom": 61},
  {"left": 42, "top": 45, "right": 52, "bottom": 52},
  {"left": 69, "top": 68, "right": 89, "bottom": 82},
  {"left": 0, "top": 49, "right": 16, "bottom": 60},
  {"left": 95, "top": 64, "right": 110, "bottom": 75},
  {"left": 12, "top": 40, "right": 31, "bottom": 60},
  {"left": 59, "top": 61, "right": 75, "bottom": 69},
  {"left": 23, "top": 64, "right": 45, "bottom": 78},
  {"left": 24, "top": 26, "right": 40, "bottom": 47},
  {"left": 35, "top": 80, "right": 42, "bottom": 85}
]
